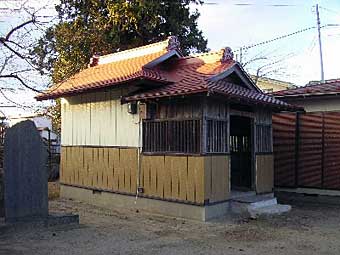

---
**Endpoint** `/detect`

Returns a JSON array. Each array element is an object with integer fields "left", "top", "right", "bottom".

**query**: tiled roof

[
  {"left": 36, "top": 39, "right": 175, "bottom": 100},
  {"left": 36, "top": 37, "right": 298, "bottom": 110},
  {"left": 123, "top": 51, "right": 299, "bottom": 110},
  {"left": 124, "top": 78, "right": 297, "bottom": 111},
  {"left": 273, "top": 79, "right": 340, "bottom": 98}
]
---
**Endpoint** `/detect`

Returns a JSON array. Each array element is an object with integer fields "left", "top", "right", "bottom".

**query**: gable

[
  {"left": 144, "top": 50, "right": 183, "bottom": 69},
  {"left": 209, "top": 63, "right": 261, "bottom": 92}
]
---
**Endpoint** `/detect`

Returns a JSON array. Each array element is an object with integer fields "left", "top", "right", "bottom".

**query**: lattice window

[
  {"left": 255, "top": 124, "right": 272, "bottom": 153},
  {"left": 142, "top": 119, "right": 201, "bottom": 154},
  {"left": 206, "top": 119, "right": 228, "bottom": 153}
]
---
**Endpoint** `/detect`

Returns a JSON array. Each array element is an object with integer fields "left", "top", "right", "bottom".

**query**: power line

[
  {"left": 235, "top": 23, "right": 340, "bottom": 54},
  {"left": 319, "top": 6, "right": 340, "bottom": 16},
  {"left": 236, "top": 26, "right": 316, "bottom": 52}
]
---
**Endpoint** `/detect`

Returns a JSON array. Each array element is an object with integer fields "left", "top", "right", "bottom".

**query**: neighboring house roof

[
  {"left": 273, "top": 79, "right": 340, "bottom": 98},
  {"left": 36, "top": 37, "right": 299, "bottom": 111}
]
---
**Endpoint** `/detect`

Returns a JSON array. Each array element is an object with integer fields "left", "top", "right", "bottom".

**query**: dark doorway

[{"left": 230, "top": 116, "right": 252, "bottom": 190}]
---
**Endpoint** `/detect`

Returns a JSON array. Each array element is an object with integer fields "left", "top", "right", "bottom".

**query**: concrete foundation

[
  {"left": 276, "top": 188, "right": 340, "bottom": 206},
  {"left": 60, "top": 184, "right": 229, "bottom": 221}
]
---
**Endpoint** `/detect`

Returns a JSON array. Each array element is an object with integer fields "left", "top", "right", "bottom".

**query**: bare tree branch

[
  {"left": 4, "top": 16, "right": 36, "bottom": 41},
  {"left": 0, "top": 89, "right": 32, "bottom": 109},
  {"left": 0, "top": 74, "right": 41, "bottom": 93}
]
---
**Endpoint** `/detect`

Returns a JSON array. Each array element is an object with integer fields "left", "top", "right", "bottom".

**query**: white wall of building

[
  {"left": 61, "top": 89, "right": 140, "bottom": 147},
  {"left": 286, "top": 97, "right": 340, "bottom": 113}
]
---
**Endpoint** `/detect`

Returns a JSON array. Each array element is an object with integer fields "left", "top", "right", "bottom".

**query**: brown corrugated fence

[{"left": 273, "top": 112, "right": 340, "bottom": 190}]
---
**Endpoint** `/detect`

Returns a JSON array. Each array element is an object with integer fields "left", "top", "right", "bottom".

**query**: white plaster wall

[
  {"left": 286, "top": 97, "right": 340, "bottom": 113},
  {"left": 61, "top": 89, "right": 140, "bottom": 147}
]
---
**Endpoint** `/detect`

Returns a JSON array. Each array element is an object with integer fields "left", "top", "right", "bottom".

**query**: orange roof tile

[{"left": 36, "top": 38, "right": 177, "bottom": 100}]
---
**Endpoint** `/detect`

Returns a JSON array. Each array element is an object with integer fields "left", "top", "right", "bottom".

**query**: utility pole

[{"left": 316, "top": 4, "right": 325, "bottom": 82}]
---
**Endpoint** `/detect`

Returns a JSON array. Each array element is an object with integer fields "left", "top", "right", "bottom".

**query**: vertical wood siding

[
  {"left": 61, "top": 146, "right": 230, "bottom": 205},
  {"left": 204, "top": 156, "right": 230, "bottom": 203},
  {"left": 140, "top": 155, "right": 206, "bottom": 204},
  {"left": 60, "top": 146, "right": 138, "bottom": 194},
  {"left": 61, "top": 90, "right": 139, "bottom": 147},
  {"left": 256, "top": 154, "right": 274, "bottom": 193},
  {"left": 255, "top": 108, "right": 273, "bottom": 153}
]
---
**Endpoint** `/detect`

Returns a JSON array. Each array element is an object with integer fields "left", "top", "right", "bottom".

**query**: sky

[
  {"left": 0, "top": 0, "right": 340, "bottom": 117},
  {"left": 0, "top": 0, "right": 57, "bottom": 117},
  {"left": 194, "top": 0, "right": 340, "bottom": 85}
]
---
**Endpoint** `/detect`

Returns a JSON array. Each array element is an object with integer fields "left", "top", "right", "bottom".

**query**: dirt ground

[{"left": 1, "top": 196, "right": 340, "bottom": 255}]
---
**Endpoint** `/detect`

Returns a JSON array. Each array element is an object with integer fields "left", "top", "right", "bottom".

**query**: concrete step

[
  {"left": 230, "top": 192, "right": 292, "bottom": 218},
  {"left": 248, "top": 204, "right": 292, "bottom": 218},
  {"left": 230, "top": 198, "right": 277, "bottom": 215}
]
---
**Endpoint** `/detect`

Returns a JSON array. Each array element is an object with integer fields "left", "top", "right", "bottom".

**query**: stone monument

[{"left": 3, "top": 120, "right": 48, "bottom": 222}]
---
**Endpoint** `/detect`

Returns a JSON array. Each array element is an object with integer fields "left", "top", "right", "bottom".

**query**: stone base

[{"left": 61, "top": 184, "right": 229, "bottom": 221}]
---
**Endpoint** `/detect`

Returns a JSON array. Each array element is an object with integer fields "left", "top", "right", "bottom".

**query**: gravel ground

[{"left": 1, "top": 198, "right": 340, "bottom": 255}]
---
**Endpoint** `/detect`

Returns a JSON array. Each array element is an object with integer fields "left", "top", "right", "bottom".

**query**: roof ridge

[
  {"left": 96, "top": 38, "right": 171, "bottom": 65},
  {"left": 182, "top": 49, "right": 223, "bottom": 60}
]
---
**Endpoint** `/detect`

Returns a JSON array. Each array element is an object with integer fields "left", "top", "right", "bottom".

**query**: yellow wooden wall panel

[
  {"left": 186, "top": 157, "right": 196, "bottom": 202},
  {"left": 102, "top": 148, "right": 109, "bottom": 189},
  {"left": 155, "top": 156, "right": 165, "bottom": 198},
  {"left": 141, "top": 156, "right": 150, "bottom": 195},
  {"left": 97, "top": 148, "right": 104, "bottom": 188},
  {"left": 111, "top": 149, "right": 120, "bottom": 191},
  {"left": 168, "top": 157, "right": 179, "bottom": 199},
  {"left": 117, "top": 149, "right": 125, "bottom": 191},
  {"left": 63, "top": 146, "right": 68, "bottom": 183},
  {"left": 188, "top": 156, "right": 205, "bottom": 204},
  {"left": 89, "top": 148, "right": 96, "bottom": 188},
  {"left": 204, "top": 156, "right": 212, "bottom": 201},
  {"left": 119, "top": 148, "right": 135, "bottom": 192},
  {"left": 163, "top": 156, "right": 172, "bottom": 199},
  {"left": 90, "top": 148, "right": 97, "bottom": 188},
  {"left": 129, "top": 149, "right": 137, "bottom": 193},
  {"left": 83, "top": 147, "right": 92, "bottom": 187},
  {"left": 67, "top": 147, "right": 72, "bottom": 184},
  {"left": 60, "top": 147, "right": 66, "bottom": 183},
  {"left": 70, "top": 147, "right": 75, "bottom": 185},
  {"left": 78, "top": 146, "right": 84, "bottom": 186},
  {"left": 179, "top": 157, "right": 188, "bottom": 201},
  {"left": 150, "top": 156, "right": 157, "bottom": 196},
  {"left": 256, "top": 154, "right": 274, "bottom": 194},
  {"left": 210, "top": 156, "right": 229, "bottom": 203},
  {"left": 71, "top": 147, "right": 77, "bottom": 185},
  {"left": 107, "top": 148, "right": 114, "bottom": 190},
  {"left": 171, "top": 156, "right": 187, "bottom": 200},
  {"left": 62, "top": 147, "right": 225, "bottom": 205}
]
